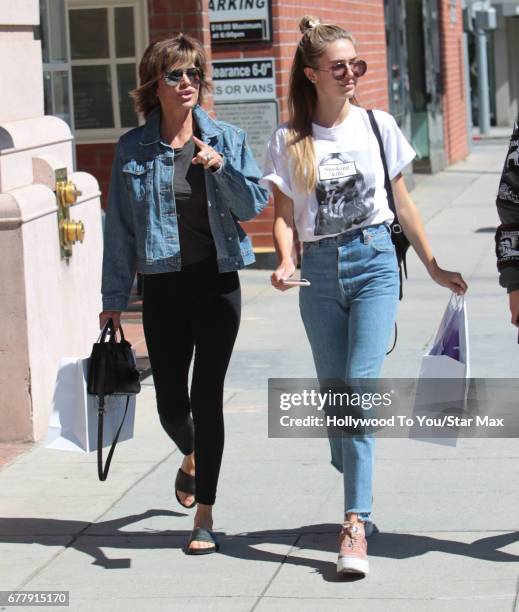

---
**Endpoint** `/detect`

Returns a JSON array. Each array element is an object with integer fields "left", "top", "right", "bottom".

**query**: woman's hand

[
  {"left": 429, "top": 264, "right": 468, "bottom": 296},
  {"left": 271, "top": 259, "right": 297, "bottom": 291},
  {"left": 99, "top": 310, "right": 122, "bottom": 330},
  {"left": 192, "top": 135, "right": 223, "bottom": 171},
  {"left": 509, "top": 290, "right": 519, "bottom": 327}
]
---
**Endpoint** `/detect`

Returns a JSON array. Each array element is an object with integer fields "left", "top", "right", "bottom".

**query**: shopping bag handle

[
  {"left": 97, "top": 395, "right": 130, "bottom": 482},
  {"left": 450, "top": 292, "right": 464, "bottom": 309}
]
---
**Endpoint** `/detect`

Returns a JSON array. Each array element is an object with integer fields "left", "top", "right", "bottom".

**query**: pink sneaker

[{"left": 337, "top": 521, "right": 369, "bottom": 576}]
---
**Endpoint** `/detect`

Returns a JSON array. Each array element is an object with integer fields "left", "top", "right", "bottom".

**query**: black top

[{"left": 173, "top": 138, "right": 216, "bottom": 267}]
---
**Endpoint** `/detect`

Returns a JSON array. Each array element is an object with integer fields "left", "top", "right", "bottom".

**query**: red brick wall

[
  {"left": 439, "top": 0, "right": 468, "bottom": 165},
  {"left": 76, "top": 143, "right": 116, "bottom": 209},
  {"left": 212, "top": 1, "right": 389, "bottom": 248},
  {"left": 149, "top": 0, "right": 210, "bottom": 42}
]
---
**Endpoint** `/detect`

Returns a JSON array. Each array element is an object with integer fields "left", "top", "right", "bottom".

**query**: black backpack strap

[
  {"left": 367, "top": 110, "right": 403, "bottom": 348},
  {"left": 97, "top": 395, "right": 130, "bottom": 482},
  {"left": 367, "top": 110, "right": 396, "bottom": 217}
]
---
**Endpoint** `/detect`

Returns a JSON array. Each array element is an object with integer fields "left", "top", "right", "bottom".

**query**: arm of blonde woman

[
  {"left": 271, "top": 184, "right": 297, "bottom": 291},
  {"left": 391, "top": 173, "right": 468, "bottom": 295}
]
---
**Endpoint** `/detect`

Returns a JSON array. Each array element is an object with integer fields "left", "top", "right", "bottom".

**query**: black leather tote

[
  {"left": 87, "top": 318, "right": 141, "bottom": 481},
  {"left": 87, "top": 318, "right": 141, "bottom": 397}
]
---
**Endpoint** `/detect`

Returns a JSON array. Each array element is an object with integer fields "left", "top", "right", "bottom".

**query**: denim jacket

[{"left": 101, "top": 104, "right": 269, "bottom": 311}]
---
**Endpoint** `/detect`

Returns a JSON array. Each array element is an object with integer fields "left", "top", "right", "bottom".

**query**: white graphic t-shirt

[{"left": 261, "top": 106, "right": 416, "bottom": 242}]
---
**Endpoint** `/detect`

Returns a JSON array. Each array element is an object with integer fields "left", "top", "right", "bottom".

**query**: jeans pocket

[{"left": 370, "top": 227, "right": 395, "bottom": 253}]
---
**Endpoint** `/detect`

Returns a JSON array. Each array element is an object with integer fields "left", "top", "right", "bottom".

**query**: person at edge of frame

[
  {"left": 262, "top": 15, "right": 468, "bottom": 578},
  {"left": 99, "top": 34, "right": 269, "bottom": 555},
  {"left": 495, "top": 115, "right": 519, "bottom": 330}
]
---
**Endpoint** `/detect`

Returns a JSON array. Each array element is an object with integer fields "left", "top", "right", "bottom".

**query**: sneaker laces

[{"left": 339, "top": 521, "right": 364, "bottom": 553}]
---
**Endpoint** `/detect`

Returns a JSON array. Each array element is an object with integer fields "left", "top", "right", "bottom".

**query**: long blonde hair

[{"left": 288, "top": 16, "right": 358, "bottom": 194}]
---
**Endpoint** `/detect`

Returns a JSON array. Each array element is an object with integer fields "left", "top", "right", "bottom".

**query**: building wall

[
  {"left": 76, "top": 143, "right": 116, "bottom": 210},
  {"left": 438, "top": 0, "right": 468, "bottom": 165},
  {"left": 75, "top": 0, "right": 470, "bottom": 248}
]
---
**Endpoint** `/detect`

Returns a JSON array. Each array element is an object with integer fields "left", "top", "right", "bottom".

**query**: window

[
  {"left": 67, "top": 0, "right": 148, "bottom": 142},
  {"left": 39, "top": 0, "right": 74, "bottom": 129}
]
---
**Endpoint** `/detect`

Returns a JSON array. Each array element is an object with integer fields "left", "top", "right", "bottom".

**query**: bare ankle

[
  {"left": 182, "top": 453, "right": 195, "bottom": 472},
  {"left": 345, "top": 513, "right": 360, "bottom": 524}
]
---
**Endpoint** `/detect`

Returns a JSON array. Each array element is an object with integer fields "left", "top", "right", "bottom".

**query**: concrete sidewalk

[{"left": 1, "top": 137, "right": 518, "bottom": 612}]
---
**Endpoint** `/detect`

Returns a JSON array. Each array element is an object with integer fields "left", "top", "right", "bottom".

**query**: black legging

[{"left": 142, "top": 256, "right": 241, "bottom": 505}]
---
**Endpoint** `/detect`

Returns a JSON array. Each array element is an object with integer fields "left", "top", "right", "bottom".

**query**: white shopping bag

[
  {"left": 45, "top": 357, "right": 136, "bottom": 453},
  {"left": 411, "top": 294, "right": 470, "bottom": 445},
  {"left": 419, "top": 293, "right": 470, "bottom": 381}
]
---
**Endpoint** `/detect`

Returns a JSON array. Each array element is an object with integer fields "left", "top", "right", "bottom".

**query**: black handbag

[{"left": 87, "top": 318, "right": 141, "bottom": 481}]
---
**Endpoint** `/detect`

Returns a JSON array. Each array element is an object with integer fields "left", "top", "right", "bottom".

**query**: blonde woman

[{"left": 263, "top": 16, "right": 467, "bottom": 576}]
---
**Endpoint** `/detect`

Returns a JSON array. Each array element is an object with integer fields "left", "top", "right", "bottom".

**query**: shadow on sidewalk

[
  {"left": 224, "top": 524, "right": 519, "bottom": 582},
  {"left": 0, "top": 514, "right": 518, "bottom": 579}
]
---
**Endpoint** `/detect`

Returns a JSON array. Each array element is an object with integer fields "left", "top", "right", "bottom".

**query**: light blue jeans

[{"left": 299, "top": 224, "right": 399, "bottom": 520}]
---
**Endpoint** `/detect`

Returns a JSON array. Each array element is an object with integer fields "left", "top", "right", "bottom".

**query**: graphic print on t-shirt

[{"left": 314, "top": 152, "right": 375, "bottom": 235}]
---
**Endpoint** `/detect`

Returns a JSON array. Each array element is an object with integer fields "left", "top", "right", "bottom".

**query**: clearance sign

[
  {"left": 208, "top": 0, "right": 272, "bottom": 44},
  {"left": 212, "top": 58, "right": 276, "bottom": 102}
]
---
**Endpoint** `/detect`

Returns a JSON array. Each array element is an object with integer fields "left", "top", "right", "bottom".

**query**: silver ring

[{"left": 204, "top": 153, "right": 212, "bottom": 162}]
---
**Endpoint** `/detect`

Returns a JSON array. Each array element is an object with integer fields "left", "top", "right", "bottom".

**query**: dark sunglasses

[
  {"left": 314, "top": 59, "right": 368, "bottom": 80},
  {"left": 164, "top": 67, "right": 203, "bottom": 86}
]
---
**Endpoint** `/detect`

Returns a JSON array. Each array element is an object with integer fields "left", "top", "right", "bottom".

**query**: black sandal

[
  {"left": 185, "top": 527, "right": 219, "bottom": 555},
  {"left": 174, "top": 468, "right": 196, "bottom": 509}
]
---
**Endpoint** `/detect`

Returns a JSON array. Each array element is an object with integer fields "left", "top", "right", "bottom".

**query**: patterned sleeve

[{"left": 495, "top": 116, "right": 519, "bottom": 293}]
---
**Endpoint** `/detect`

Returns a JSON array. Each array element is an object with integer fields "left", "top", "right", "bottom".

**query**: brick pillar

[{"left": 439, "top": 0, "right": 468, "bottom": 164}]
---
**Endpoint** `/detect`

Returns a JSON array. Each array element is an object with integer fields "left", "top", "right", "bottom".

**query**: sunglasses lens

[
  {"left": 165, "top": 70, "right": 182, "bottom": 85},
  {"left": 164, "top": 68, "right": 202, "bottom": 86},
  {"left": 186, "top": 68, "right": 201, "bottom": 82},
  {"left": 331, "top": 66, "right": 347, "bottom": 80},
  {"left": 353, "top": 60, "right": 367, "bottom": 77}
]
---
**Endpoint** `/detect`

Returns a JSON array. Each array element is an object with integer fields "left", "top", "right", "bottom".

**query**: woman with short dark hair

[{"left": 100, "top": 33, "right": 269, "bottom": 554}]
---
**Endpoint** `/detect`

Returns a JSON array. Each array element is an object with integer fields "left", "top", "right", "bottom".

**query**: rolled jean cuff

[{"left": 345, "top": 510, "right": 372, "bottom": 522}]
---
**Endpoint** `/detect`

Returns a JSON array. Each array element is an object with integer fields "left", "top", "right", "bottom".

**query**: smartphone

[{"left": 281, "top": 278, "right": 311, "bottom": 287}]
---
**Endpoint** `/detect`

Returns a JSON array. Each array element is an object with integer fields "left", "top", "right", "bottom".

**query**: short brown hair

[{"left": 130, "top": 33, "right": 210, "bottom": 117}]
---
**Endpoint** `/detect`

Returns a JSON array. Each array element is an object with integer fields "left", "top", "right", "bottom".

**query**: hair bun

[{"left": 299, "top": 15, "right": 321, "bottom": 34}]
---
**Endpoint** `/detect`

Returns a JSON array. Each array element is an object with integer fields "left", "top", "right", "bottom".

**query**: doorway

[{"left": 404, "top": 0, "right": 445, "bottom": 173}]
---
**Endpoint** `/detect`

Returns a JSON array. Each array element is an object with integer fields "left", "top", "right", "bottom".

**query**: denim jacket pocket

[{"left": 122, "top": 160, "right": 153, "bottom": 202}]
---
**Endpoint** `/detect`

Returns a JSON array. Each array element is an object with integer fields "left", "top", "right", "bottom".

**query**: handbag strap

[
  {"left": 366, "top": 110, "right": 396, "bottom": 217},
  {"left": 98, "top": 318, "right": 126, "bottom": 344},
  {"left": 97, "top": 395, "right": 130, "bottom": 482},
  {"left": 367, "top": 110, "right": 401, "bottom": 352}
]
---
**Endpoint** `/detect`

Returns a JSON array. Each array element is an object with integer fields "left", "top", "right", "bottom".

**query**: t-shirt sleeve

[
  {"left": 374, "top": 110, "right": 416, "bottom": 179},
  {"left": 261, "top": 127, "right": 293, "bottom": 198}
]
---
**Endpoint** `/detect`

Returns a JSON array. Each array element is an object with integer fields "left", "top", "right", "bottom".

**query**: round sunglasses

[
  {"left": 313, "top": 59, "right": 368, "bottom": 80},
  {"left": 164, "top": 67, "right": 203, "bottom": 86}
]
